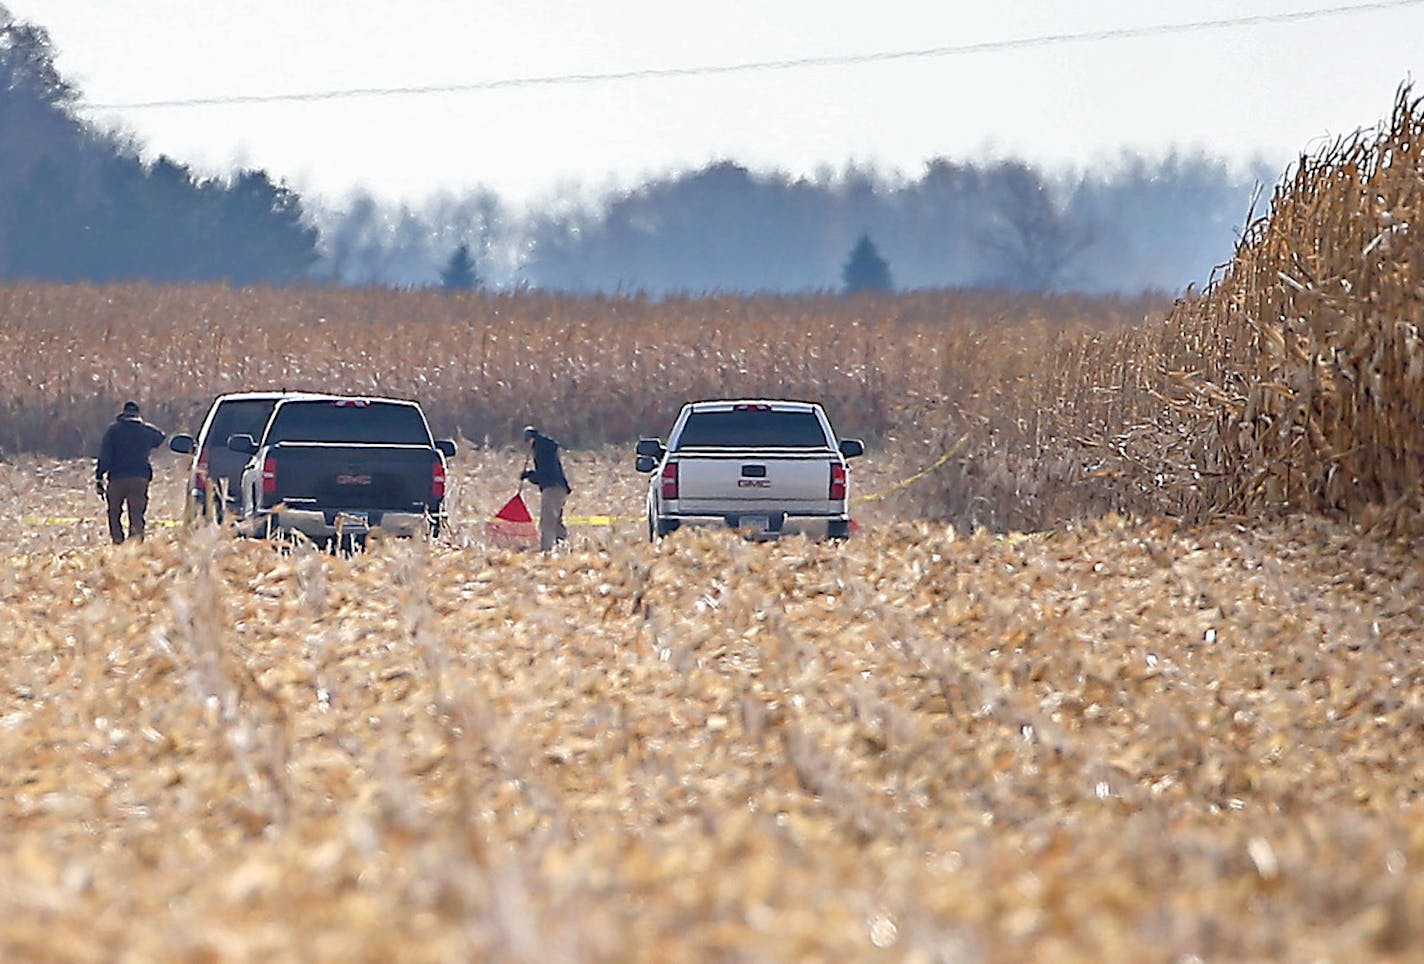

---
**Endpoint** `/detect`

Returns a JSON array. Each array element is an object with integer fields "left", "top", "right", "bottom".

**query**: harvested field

[{"left": 3, "top": 456, "right": 1424, "bottom": 961}]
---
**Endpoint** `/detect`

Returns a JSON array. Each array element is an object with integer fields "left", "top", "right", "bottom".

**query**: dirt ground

[
  {"left": 1, "top": 442, "right": 934, "bottom": 553},
  {"left": 3, "top": 450, "right": 1423, "bottom": 960}
]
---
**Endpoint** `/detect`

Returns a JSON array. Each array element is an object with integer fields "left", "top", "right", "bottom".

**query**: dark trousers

[{"left": 106, "top": 476, "right": 149, "bottom": 544}]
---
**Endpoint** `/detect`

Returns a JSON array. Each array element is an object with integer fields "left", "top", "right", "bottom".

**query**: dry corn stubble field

[
  {"left": 4, "top": 89, "right": 1424, "bottom": 962},
  {"left": 5, "top": 460, "right": 1424, "bottom": 962}
]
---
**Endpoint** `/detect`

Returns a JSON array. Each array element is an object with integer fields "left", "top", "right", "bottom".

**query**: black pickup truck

[{"left": 229, "top": 395, "right": 456, "bottom": 542}]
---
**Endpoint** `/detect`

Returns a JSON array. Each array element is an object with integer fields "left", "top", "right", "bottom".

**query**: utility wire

[{"left": 80, "top": 0, "right": 1424, "bottom": 111}]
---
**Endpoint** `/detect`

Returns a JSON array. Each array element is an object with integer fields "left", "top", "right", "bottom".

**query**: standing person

[
  {"left": 520, "top": 425, "right": 571, "bottom": 551},
  {"left": 96, "top": 401, "right": 165, "bottom": 544}
]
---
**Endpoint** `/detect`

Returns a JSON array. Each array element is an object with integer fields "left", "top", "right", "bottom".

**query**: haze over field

[
  {"left": 17, "top": 0, "right": 1423, "bottom": 205},
  {"left": 4, "top": 1, "right": 1422, "bottom": 291}
]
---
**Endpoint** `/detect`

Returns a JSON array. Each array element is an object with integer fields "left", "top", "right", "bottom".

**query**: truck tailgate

[
  {"left": 268, "top": 442, "right": 439, "bottom": 510},
  {"left": 675, "top": 448, "right": 834, "bottom": 506}
]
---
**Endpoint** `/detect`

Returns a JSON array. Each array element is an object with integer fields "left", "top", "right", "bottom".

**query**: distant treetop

[
  {"left": 841, "top": 233, "right": 893, "bottom": 294},
  {"left": 439, "top": 243, "right": 481, "bottom": 290}
]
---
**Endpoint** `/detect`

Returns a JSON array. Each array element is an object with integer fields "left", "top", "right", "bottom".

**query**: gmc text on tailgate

[
  {"left": 636, "top": 399, "right": 864, "bottom": 541},
  {"left": 228, "top": 396, "right": 457, "bottom": 543}
]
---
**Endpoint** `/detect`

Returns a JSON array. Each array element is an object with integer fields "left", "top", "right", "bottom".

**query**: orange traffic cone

[{"left": 487, "top": 492, "right": 539, "bottom": 549}]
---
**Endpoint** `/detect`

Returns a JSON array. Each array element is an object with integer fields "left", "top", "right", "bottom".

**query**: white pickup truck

[{"left": 636, "top": 400, "right": 864, "bottom": 540}]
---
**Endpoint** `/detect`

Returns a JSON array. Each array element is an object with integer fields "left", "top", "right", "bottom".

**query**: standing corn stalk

[{"left": 1163, "top": 85, "right": 1424, "bottom": 533}]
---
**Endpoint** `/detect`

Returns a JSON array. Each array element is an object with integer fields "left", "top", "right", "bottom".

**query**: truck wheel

[
  {"left": 826, "top": 519, "right": 852, "bottom": 540},
  {"left": 649, "top": 515, "right": 679, "bottom": 541}
]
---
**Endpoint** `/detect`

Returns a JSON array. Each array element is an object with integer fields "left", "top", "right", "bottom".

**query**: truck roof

[
  {"left": 685, "top": 399, "right": 821, "bottom": 413},
  {"left": 208, "top": 392, "right": 423, "bottom": 407},
  {"left": 210, "top": 390, "right": 323, "bottom": 403},
  {"left": 269, "top": 394, "right": 422, "bottom": 408}
]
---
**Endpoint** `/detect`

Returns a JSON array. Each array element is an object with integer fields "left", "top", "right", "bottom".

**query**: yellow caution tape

[
  {"left": 567, "top": 514, "right": 639, "bottom": 526},
  {"left": 565, "top": 437, "right": 969, "bottom": 524},
  {"left": 22, "top": 442, "right": 970, "bottom": 534},
  {"left": 21, "top": 516, "right": 182, "bottom": 528},
  {"left": 853, "top": 435, "right": 968, "bottom": 503}
]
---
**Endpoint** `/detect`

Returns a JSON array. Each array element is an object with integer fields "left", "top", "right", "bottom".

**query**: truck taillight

[
  {"left": 194, "top": 449, "right": 209, "bottom": 491},
  {"left": 829, "top": 462, "right": 847, "bottom": 500},
  {"left": 661, "top": 461, "right": 679, "bottom": 499},
  {"left": 261, "top": 457, "right": 278, "bottom": 496},
  {"left": 432, "top": 460, "right": 446, "bottom": 499}
]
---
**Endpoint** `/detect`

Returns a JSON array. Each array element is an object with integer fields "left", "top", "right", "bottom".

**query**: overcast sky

[{"left": 9, "top": 0, "right": 1423, "bottom": 207}]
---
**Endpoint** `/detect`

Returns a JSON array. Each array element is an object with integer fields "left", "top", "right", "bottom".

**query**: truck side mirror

[
  {"left": 839, "top": 438, "right": 865, "bottom": 458},
  {"left": 635, "top": 455, "right": 657, "bottom": 473},
  {"left": 227, "top": 434, "right": 258, "bottom": 456},
  {"left": 435, "top": 439, "right": 458, "bottom": 458},
  {"left": 169, "top": 434, "right": 195, "bottom": 454},
  {"left": 635, "top": 438, "right": 665, "bottom": 458}
]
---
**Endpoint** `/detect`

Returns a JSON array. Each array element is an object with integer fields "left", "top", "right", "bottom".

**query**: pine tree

[
  {"left": 841, "top": 233, "right": 892, "bottom": 294},
  {"left": 440, "top": 243, "right": 480, "bottom": 290}
]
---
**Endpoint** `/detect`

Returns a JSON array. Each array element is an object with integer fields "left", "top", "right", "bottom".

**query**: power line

[{"left": 79, "top": 0, "right": 1424, "bottom": 111}]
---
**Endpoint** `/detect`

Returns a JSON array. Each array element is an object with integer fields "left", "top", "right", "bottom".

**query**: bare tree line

[
  {"left": 315, "top": 154, "right": 1271, "bottom": 295},
  {"left": 3, "top": 3, "right": 1269, "bottom": 296}
]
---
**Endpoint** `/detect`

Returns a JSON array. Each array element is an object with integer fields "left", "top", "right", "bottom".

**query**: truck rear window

[
  {"left": 264, "top": 401, "right": 432, "bottom": 445},
  {"left": 676, "top": 410, "right": 830, "bottom": 449},
  {"left": 202, "top": 399, "right": 278, "bottom": 452}
]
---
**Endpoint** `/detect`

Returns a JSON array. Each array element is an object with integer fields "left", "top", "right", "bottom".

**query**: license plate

[
  {"left": 738, "top": 515, "right": 770, "bottom": 532},
  {"left": 335, "top": 511, "right": 369, "bottom": 530}
]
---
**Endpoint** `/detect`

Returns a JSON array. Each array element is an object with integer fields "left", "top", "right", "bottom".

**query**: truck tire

[
  {"left": 649, "top": 514, "right": 679, "bottom": 541},
  {"left": 826, "top": 519, "right": 852, "bottom": 540}
]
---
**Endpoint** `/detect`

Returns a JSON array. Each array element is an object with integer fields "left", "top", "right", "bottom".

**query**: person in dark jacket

[
  {"left": 96, "top": 401, "right": 165, "bottom": 544},
  {"left": 521, "top": 425, "right": 571, "bottom": 550}
]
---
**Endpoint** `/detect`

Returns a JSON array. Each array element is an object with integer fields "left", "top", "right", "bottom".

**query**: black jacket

[
  {"left": 522, "top": 433, "right": 571, "bottom": 492},
  {"left": 96, "top": 413, "right": 165, "bottom": 481}
]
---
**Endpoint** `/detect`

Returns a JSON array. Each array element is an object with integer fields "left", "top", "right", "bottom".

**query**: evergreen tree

[
  {"left": 439, "top": 243, "right": 480, "bottom": 290},
  {"left": 841, "top": 233, "right": 892, "bottom": 294},
  {"left": 0, "top": 7, "right": 320, "bottom": 284},
  {"left": 211, "top": 168, "right": 320, "bottom": 284}
]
